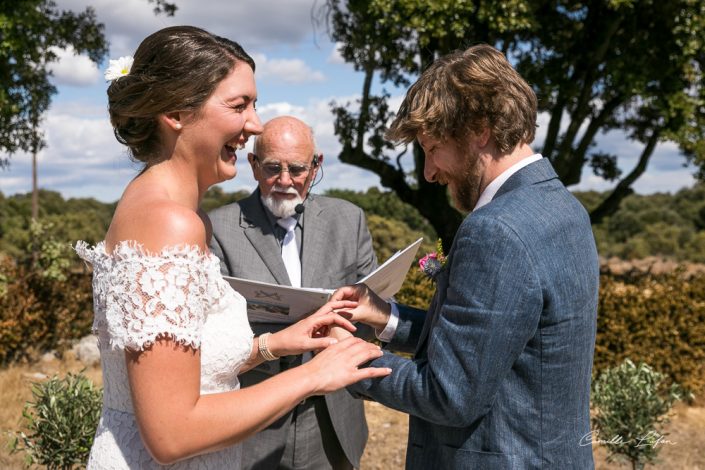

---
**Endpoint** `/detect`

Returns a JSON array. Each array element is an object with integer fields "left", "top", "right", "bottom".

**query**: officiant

[{"left": 209, "top": 115, "right": 378, "bottom": 470}]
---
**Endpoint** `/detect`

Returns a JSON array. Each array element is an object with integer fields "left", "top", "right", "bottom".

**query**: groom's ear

[{"left": 475, "top": 127, "right": 491, "bottom": 148}]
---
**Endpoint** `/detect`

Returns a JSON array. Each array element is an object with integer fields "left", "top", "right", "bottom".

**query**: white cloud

[
  {"left": 49, "top": 46, "right": 101, "bottom": 86},
  {"left": 327, "top": 42, "right": 346, "bottom": 64},
  {"left": 56, "top": 0, "right": 325, "bottom": 56},
  {"left": 252, "top": 53, "right": 325, "bottom": 83}
]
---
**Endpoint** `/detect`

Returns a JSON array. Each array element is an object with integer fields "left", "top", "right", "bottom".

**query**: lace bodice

[{"left": 75, "top": 241, "right": 253, "bottom": 469}]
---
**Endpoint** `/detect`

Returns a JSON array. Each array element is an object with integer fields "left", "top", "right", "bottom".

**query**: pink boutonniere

[{"left": 419, "top": 239, "right": 447, "bottom": 281}]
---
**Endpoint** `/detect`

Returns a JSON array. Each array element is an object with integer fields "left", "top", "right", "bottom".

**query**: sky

[{"left": 0, "top": 0, "right": 699, "bottom": 203}]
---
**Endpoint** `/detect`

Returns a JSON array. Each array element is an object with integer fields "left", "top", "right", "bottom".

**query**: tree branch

[
  {"left": 542, "top": 93, "right": 566, "bottom": 160},
  {"left": 562, "top": 93, "right": 624, "bottom": 184},
  {"left": 590, "top": 129, "right": 661, "bottom": 224}
]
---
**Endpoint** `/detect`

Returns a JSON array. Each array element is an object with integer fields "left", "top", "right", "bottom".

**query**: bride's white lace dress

[{"left": 75, "top": 241, "right": 253, "bottom": 469}]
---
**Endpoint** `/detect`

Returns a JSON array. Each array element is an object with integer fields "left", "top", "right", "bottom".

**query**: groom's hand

[{"left": 330, "top": 284, "right": 391, "bottom": 332}]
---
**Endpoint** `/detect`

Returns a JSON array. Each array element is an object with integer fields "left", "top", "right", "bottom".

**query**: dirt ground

[{"left": 2, "top": 356, "right": 704, "bottom": 469}]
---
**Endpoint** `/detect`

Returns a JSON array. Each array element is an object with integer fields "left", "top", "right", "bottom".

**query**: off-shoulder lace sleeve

[{"left": 78, "top": 241, "right": 224, "bottom": 352}]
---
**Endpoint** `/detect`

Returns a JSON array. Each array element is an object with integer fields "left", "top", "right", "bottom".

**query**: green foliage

[
  {"left": 577, "top": 183, "right": 705, "bottom": 262},
  {"left": 366, "top": 214, "right": 434, "bottom": 263},
  {"left": 146, "top": 0, "right": 178, "bottom": 16},
  {"left": 365, "top": 211, "right": 437, "bottom": 311},
  {"left": 200, "top": 186, "right": 249, "bottom": 214},
  {"left": 325, "top": 187, "right": 437, "bottom": 241},
  {"left": 395, "top": 267, "right": 436, "bottom": 310},
  {"left": 0, "top": 190, "right": 114, "bottom": 258},
  {"left": 595, "top": 272, "right": 705, "bottom": 395},
  {"left": 591, "top": 359, "right": 686, "bottom": 470},
  {"left": 27, "top": 219, "right": 72, "bottom": 281},
  {"left": 11, "top": 372, "right": 102, "bottom": 469}
]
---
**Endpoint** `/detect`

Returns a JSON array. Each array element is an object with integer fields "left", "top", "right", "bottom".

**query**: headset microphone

[{"left": 294, "top": 154, "right": 322, "bottom": 214}]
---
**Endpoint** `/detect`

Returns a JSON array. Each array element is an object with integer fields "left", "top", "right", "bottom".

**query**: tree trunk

[
  {"left": 32, "top": 148, "right": 38, "bottom": 221},
  {"left": 409, "top": 144, "right": 463, "bottom": 250}
]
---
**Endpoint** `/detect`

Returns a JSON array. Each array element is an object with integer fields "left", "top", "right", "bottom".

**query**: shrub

[
  {"left": 591, "top": 359, "right": 686, "bottom": 470},
  {"left": 0, "top": 253, "right": 93, "bottom": 365},
  {"left": 10, "top": 372, "right": 102, "bottom": 469},
  {"left": 396, "top": 267, "right": 436, "bottom": 309},
  {"left": 367, "top": 214, "right": 435, "bottom": 264},
  {"left": 595, "top": 272, "right": 705, "bottom": 395}
]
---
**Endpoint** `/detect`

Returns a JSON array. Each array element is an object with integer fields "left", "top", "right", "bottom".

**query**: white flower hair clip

[{"left": 104, "top": 56, "right": 134, "bottom": 82}]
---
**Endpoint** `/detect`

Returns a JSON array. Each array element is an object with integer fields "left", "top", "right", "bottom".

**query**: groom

[{"left": 332, "top": 44, "right": 599, "bottom": 469}]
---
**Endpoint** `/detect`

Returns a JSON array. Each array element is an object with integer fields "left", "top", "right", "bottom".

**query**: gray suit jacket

[
  {"left": 209, "top": 190, "right": 377, "bottom": 467},
  {"left": 349, "top": 158, "right": 598, "bottom": 469}
]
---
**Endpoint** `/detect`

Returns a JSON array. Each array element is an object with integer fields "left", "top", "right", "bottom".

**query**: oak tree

[{"left": 324, "top": 0, "right": 705, "bottom": 246}]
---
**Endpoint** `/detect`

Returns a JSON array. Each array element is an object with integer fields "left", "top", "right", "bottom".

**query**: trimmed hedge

[
  {"left": 595, "top": 272, "right": 705, "bottom": 395},
  {"left": 396, "top": 266, "right": 705, "bottom": 396}
]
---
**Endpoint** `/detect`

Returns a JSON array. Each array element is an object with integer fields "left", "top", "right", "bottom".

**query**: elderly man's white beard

[{"left": 261, "top": 186, "right": 304, "bottom": 218}]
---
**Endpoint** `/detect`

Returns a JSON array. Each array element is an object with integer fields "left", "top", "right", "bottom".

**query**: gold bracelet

[{"left": 258, "top": 332, "right": 279, "bottom": 361}]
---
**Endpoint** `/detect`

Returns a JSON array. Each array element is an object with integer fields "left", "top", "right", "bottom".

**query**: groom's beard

[
  {"left": 261, "top": 186, "right": 304, "bottom": 218},
  {"left": 446, "top": 151, "right": 484, "bottom": 212}
]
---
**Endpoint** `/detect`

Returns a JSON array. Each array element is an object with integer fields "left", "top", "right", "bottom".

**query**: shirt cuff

[{"left": 375, "top": 302, "right": 399, "bottom": 342}]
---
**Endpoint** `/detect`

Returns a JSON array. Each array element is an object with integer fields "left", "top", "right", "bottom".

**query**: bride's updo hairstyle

[{"left": 107, "top": 25, "right": 255, "bottom": 164}]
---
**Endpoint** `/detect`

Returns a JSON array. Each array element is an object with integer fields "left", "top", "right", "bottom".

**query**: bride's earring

[{"left": 174, "top": 123, "right": 182, "bottom": 130}]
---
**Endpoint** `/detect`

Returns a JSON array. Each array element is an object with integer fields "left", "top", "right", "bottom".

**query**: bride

[{"left": 75, "top": 25, "right": 391, "bottom": 469}]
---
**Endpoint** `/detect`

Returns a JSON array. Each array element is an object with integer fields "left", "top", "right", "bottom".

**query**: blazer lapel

[
  {"left": 300, "top": 197, "right": 327, "bottom": 288},
  {"left": 239, "top": 191, "right": 291, "bottom": 285},
  {"left": 414, "top": 261, "right": 451, "bottom": 356}
]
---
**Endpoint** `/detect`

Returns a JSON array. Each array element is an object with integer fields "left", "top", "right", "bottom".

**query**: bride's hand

[
  {"left": 267, "top": 300, "right": 359, "bottom": 357},
  {"left": 328, "top": 325, "right": 354, "bottom": 342},
  {"left": 302, "top": 336, "right": 392, "bottom": 395}
]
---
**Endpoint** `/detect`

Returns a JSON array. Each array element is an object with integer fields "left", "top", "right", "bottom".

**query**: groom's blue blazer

[{"left": 350, "top": 158, "right": 598, "bottom": 469}]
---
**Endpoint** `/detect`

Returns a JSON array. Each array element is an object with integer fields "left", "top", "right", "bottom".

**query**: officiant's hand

[
  {"left": 330, "top": 284, "right": 391, "bottom": 332},
  {"left": 268, "top": 300, "right": 359, "bottom": 356}
]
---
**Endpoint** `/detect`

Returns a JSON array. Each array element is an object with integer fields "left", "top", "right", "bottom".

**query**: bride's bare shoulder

[{"left": 107, "top": 189, "right": 207, "bottom": 254}]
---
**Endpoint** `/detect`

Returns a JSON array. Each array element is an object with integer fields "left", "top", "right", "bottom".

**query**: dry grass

[
  {"left": 2, "top": 357, "right": 703, "bottom": 470},
  {"left": 363, "top": 402, "right": 705, "bottom": 470},
  {"left": 0, "top": 352, "right": 101, "bottom": 470},
  {"left": 360, "top": 401, "right": 408, "bottom": 469}
]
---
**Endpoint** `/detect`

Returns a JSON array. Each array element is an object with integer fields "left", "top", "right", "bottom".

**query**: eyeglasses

[{"left": 252, "top": 154, "right": 314, "bottom": 179}]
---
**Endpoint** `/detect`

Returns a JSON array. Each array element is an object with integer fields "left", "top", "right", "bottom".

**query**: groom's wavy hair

[
  {"left": 386, "top": 44, "right": 537, "bottom": 154},
  {"left": 107, "top": 25, "right": 255, "bottom": 165}
]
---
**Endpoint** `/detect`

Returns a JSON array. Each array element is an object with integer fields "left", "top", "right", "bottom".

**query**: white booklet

[{"left": 224, "top": 237, "right": 423, "bottom": 324}]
